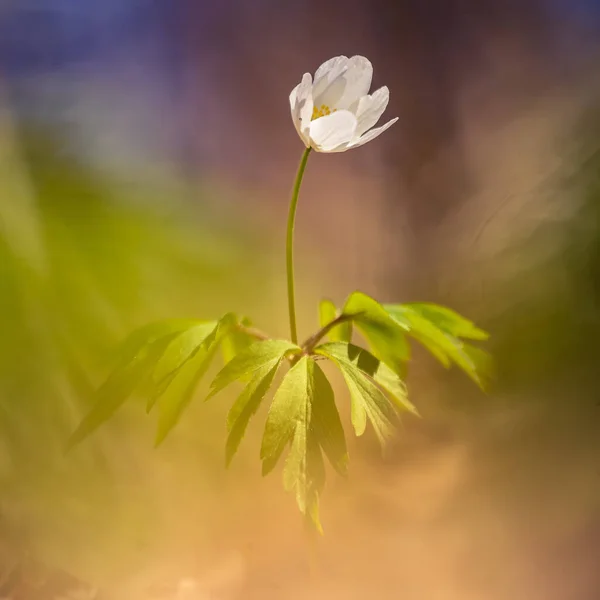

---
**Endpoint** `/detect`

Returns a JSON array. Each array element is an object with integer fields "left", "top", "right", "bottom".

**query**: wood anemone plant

[{"left": 68, "top": 55, "right": 491, "bottom": 533}]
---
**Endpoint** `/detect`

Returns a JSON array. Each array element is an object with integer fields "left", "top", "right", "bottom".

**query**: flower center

[{"left": 311, "top": 104, "right": 337, "bottom": 121}]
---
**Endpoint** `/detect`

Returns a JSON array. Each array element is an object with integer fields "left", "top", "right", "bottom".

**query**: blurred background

[{"left": 1, "top": 1, "right": 600, "bottom": 598}]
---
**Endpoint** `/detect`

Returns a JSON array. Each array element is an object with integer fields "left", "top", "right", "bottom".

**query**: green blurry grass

[{"left": 0, "top": 122, "right": 281, "bottom": 579}]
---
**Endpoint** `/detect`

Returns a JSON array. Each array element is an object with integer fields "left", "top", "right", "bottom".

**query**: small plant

[{"left": 68, "top": 55, "right": 491, "bottom": 532}]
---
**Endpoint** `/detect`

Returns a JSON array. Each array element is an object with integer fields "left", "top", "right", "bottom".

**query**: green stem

[
  {"left": 286, "top": 147, "right": 311, "bottom": 345},
  {"left": 301, "top": 312, "right": 362, "bottom": 353},
  {"left": 236, "top": 323, "right": 270, "bottom": 341}
]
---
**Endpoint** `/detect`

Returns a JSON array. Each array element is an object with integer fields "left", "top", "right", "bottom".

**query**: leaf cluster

[{"left": 69, "top": 292, "right": 491, "bottom": 531}]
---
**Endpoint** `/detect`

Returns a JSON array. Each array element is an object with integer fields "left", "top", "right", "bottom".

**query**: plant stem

[
  {"left": 237, "top": 324, "right": 270, "bottom": 341},
  {"left": 286, "top": 147, "right": 311, "bottom": 345},
  {"left": 301, "top": 312, "right": 362, "bottom": 353}
]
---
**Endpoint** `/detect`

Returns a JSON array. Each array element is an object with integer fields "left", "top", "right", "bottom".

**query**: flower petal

[
  {"left": 335, "top": 56, "right": 373, "bottom": 109},
  {"left": 308, "top": 110, "right": 357, "bottom": 152},
  {"left": 351, "top": 86, "right": 389, "bottom": 137},
  {"left": 312, "top": 56, "right": 349, "bottom": 98},
  {"left": 312, "top": 55, "right": 373, "bottom": 112},
  {"left": 289, "top": 73, "right": 314, "bottom": 145},
  {"left": 347, "top": 117, "right": 398, "bottom": 149}
]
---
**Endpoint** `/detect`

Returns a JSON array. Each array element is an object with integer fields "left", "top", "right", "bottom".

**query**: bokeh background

[{"left": 1, "top": 1, "right": 600, "bottom": 598}]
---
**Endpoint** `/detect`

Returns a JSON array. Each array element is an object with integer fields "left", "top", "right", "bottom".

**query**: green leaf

[
  {"left": 384, "top": 304, "right": 492, "bottom": 390},
  {"left": 342, "top": 292, "right": 410, "bottom": 373},
  {"left": 207, "top": 339, "right": 300, "bottom": 400},
  {"left": 315, "top": 344, "right": 398, "bottom": 446},
  {"left": 113, "top": 319, "right": 203, "bottom": 368},
  {"left": 154, "top": 313, "right": 238, "bottom": 445},
  {"left": 221, "top": 318, "right": 256, "bottom": 364},
  {"left": 68, "top": 317, "right": 226, "bottom": 449},
  {"left": 319, "top": 298, "right": 352, "bottom": 343},
  {"left": 261, "top": 357, "right": 341, "bottom": 533},
  {"left": 199, "top": 311, "right": 238, "bottom": 350},
  {"left": 260, "top": 357, "right": 309, "bottom": 476},
  {"left": 146, "top": 321, "right": 218, "bottom": 411},
  {"left": 155, "top": 343, "right": 218, "bottom": 446},
  {"left": 225, "top": 358, "right": 283, "bottom": 466},
  {"left": 386, "top": 307, "right": 453, "bottom": 366},
  {"left": 153, "top": 321, "right": 217, "bottom": 385},
  {"left": 316, "top": 342, "right": 418, "bottom": 416},
  {"left": 283, "top": 419, "right": 325, "bottom": 534},
  {"left": 463, "top": 345, "right": 495, "bottom": 390},
  {"left": 310, "top": 361, "right": 348, "bottom": 476},
  {"left": 67, "top": 333, "right": 178, "bottom": 449},
  {"left": 396, "top": 303, "right": 489, "bottom": 340}
]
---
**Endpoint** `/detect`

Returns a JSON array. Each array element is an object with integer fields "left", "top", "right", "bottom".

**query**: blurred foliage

[
  {"left": 0, "top": 118, "right": 269, "bottom": 572},
  {"left": 480, "top": 99, "right": 600, "bottom": 391}
]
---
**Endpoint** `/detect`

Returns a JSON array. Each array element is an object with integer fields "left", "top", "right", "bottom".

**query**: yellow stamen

[{"left": 311, "top": 104, "right": 337, "bottom": 121}]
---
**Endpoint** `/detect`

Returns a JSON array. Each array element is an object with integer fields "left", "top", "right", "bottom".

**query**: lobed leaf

[
  {"left": 225, "top": 358, "right": 283, "bottom": 466},
  {"left": 342, "top": 292, "right": 410, "bottom": 374},
  {"left": 207, "top": 339, "right": 300, "bottom": 400},
  {"left": 67, "top": 332, "right": 179, "bottom": 448},
  {"left": 316, "top": 342, "right": 418, "bottom": 416},
  {"left": 154, "top": 342, "right": 218, "bottom": 446},
  {"left": 463, "top": 345, "right": 495, "bottom": 390},
  {"left": 283, "top": 420, "right": 326, "bottom": 534},
  {"left": 147, "top": 321, "right": 218, "bottom": 411},
  {"left": 68, "top": 312, "right": 245, "bottom": 450},
  {"left": 145, "top": 314, "right": 235, "bottom": 412},
  {"left": 319, "top": 298, "right": 352, "bottom": 343},
  {"left": 310, "top": 361, "right": 348, "bottom": 476},
  {"left": 384, "top": 304, "right": 492, "bottom": 390},
  {"left": 112, "top": 319, "right": 203, "bottom": 369},
  {"left": 396, "top": 303, "right": 489, "bottom": 340},
  {"left": 261, "top": 357, "right": 346, "bottom": 533},
  {"left": 154, "top": 312, "right": 238, "bottom": 444},
  {"left": 315, "top": 343, "right": 398, "bottom": 446},
  {"left": 221, "top": 317, "right": 256, "bottom": 364},
  {"left": 260, "top": 356, "right": 309, "bottom": 476}
]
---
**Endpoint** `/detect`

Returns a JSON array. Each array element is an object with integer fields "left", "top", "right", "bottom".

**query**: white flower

[{"left": 289, "top": 55, "right": 399, "bottom": 153}]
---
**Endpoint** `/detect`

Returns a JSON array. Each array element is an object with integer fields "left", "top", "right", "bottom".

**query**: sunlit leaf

[
  {"left": 225, "top": 358, "right": 283, "bottom": 466},
  {"left": 319, "top": 299, "right": 337, "bottom": 330},
  {"left": 221, "top": 317, "right": 256, "bottom": 364},
  {"left": 463, "top": 345, "right": 495, "bottom": 390},
  {"left": 154, "top": 313, "right": 237, "bottom": 445},
  {"left": 153, "top": 322, "right": 217, "bottom": 384},
  {"left": 387, "top": 308, "right": 453, "bottom": 366},
  {"left": 146, "top": 321, "right": 218, "bottom": 411},
  {"left": 154, "top": 342, "right": 219, "bottom": 447},
  {"left": 310, "top": 361, "right": 348, "bottom": 475},
  {"left": 316, "top": 342, "right": 418, "bottom": 416},
  {"left": 283, "top": 417, "right": 325, "bottom": 534},
  {"left": 207, "top": 339, "right": 300, "bottom": 400},
  {"left": 113, "top": 319, "right": 203, "bottom": 369},
  {"left": 261, "top": 356, "right": 341, "bottom": 532},
  {"left": 396, "top": 303, "right": 489, "bottom": 340},
  {"left": 319, "top": 298, "right": 352, "bottom": 343},
  {"left": 384, "top": 304, "right": 492, "bottom": 390},
  {"left": 145, "top": 314, "right": 238, "bottom": 413},
  {"left": 260, "top": 357, "right": 309, "bottom": 476},
  {"left": 342, "top": 291, "right": 410, "bottom": 374},
  {"left": 67, "top": 333, "right": 178, "bottom": 449},
  {"left": 315, "top": 343, "right": 398, "bottom": 446},
  {"left": 199, "top": 312, "right": 238, "bottom": 350}
]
